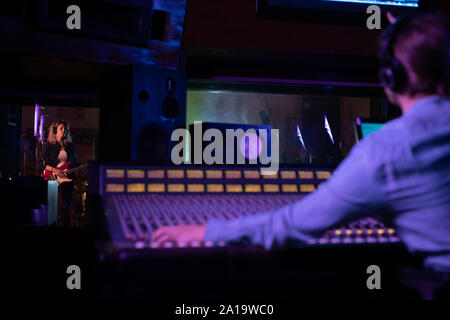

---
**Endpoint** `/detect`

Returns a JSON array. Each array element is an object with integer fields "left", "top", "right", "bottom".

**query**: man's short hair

[{"left": 393, "top": 13, "right": 449, "bottom": 96}]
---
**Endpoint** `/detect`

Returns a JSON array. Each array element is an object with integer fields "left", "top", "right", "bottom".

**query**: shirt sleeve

[{"left": 204, "top": 136, "right": 389, "bottom": 250}]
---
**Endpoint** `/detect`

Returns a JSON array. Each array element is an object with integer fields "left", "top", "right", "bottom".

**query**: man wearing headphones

[
  {"left": 152, "top": 13, "right": 450, "bottom": 274},
  {"left": 42, "top": 120, "right": 78, "bottom": 224}
]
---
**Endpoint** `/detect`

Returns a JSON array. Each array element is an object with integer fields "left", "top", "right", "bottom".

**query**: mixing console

[{"left": 89, "top": 164, "right": 400, "bottom": 252}]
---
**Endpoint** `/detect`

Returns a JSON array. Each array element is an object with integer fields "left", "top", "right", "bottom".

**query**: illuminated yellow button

[
  {"left": 367, "top": 229, "right": 374, "bottom": 235},
  {"left": 356, "top": 229, "right": 364, "bottom": 236},
  {"left": 298, "top": 171, "right": 314, "bottom": 179},
  {"left": 206, "top": 170, "right": 223, "bottom": 179},
  {"left": 245, "top": 184, "right": 262, "bottom": 193},
  {"left": 187, "top": 184, "right": 205, "bottom": 193},
  {"left": 167, "top": 170, "right": 184, "bottom": 179},
  {"left": 225, "top": 170, "right": 242, "bottom": 179},
  {"left": 167, "top": 184, "right": 185, "bottom": 192},
  {"left": 388, "top": 228, "right": 396, "bottom": 235},
  {"left": 226, "top": 184, "right": 243, "bottom": 193},
  {"left": 207, "top": 184, "right": 224, "bottom": 193},
  {"left": 127, "top": 183, "right": 145, "bottom": 192},
  {"left": 377, "top": 229, "right": 385, "bottom": 235},
  {"left": 106, "top": 183, "right": 124, "bottom": 192},
  {"left": 127, "top": 170, "right": 145, "bottom": 179},
  {"left": 244, "top": 170, "right": 260, "bottom": 179},
  {"left": 148, "top": 183, "right": 165, "bottom": 192},
  {"left": 186, "top": 170, "right": 204, "bottom": 179},
  {"left": 315, "top": 171, "right": 331, "bottom": 180},
  {"left": 106, "top": 169, "right": 125, "bottom": 179},
  {"left": 281, "top": 184, "right": 298, "bottom": 193},
  {"left": 147, "top": 170, "right": 165, "bottom": 179},
  {"left": 300, "top": 184, "right": 315, "bottom": 193},
  {"left": 345, "top": 229, "right": 353, "bottom": 236},
  {"left": 280, "top": 171, "right": 296, "bottom": 179},
  {"left": 263, "top": 184, "right": 280, "bottom": 193},
  {"left": 334, "top": 230, "right": 343, "bottom": 236}
]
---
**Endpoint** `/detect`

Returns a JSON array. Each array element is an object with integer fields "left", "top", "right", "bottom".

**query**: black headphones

[{"left": 378, "top": 15, "right": 413, "bottom": 93}]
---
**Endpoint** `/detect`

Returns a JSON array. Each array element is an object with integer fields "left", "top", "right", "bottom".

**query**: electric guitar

[{"left": 44, "top": 162, "right": 87, "bottom": 185}]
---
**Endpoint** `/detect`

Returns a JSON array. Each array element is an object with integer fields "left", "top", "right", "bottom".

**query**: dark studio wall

[
  {"left": 0, "top": 0, "right": 449, "bottom": 95},
  {"left": 2, "top": 0, "right": 448, "bottom": 102},
  {"left": 182, "top": 0, "right": 380, "bottom": 82},
  {"left": 183, "top": 0, "right": 380, "bottom": 55},
  {"left": 0, "top": 105, "right": 21, "bottom": 177}
]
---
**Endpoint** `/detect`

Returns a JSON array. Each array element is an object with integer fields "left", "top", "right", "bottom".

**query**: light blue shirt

[{"left": 205, "top": 95, "right": 450, "bottom": 273}]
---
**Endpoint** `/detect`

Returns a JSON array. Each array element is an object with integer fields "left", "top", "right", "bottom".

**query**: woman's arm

[
  {"left": 45, "top": 165, "right": 64, "bottom": 177},
  {"left": 42, "top": 143, "right": 64, "bottom": 177}
]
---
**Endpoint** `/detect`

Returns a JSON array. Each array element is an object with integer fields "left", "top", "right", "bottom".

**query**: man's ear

[{"left": 387, "top": 11, "right": 397, "bottom": 24}]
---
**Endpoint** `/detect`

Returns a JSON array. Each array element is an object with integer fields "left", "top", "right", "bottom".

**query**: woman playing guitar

[{"left": 42, "top": 120, "right": 78, "bottom": 225}]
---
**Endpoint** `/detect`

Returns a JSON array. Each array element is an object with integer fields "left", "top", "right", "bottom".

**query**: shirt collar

[{"left": 404, "top": 95, "right": 444, "bottom": 118}]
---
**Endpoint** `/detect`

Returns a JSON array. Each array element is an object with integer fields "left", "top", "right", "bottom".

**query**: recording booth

[{"left": 4, "top": 0, "right": 450, "bottom": 303}]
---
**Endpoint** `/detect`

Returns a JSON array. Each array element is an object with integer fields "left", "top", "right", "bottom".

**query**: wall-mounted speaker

[{"left": 99, "top": 64, "right": 186, "bottom": 164}]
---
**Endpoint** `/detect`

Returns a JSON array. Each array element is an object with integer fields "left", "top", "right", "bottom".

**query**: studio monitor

[{"left": 99, "top": 63, "right": 186, "bottom": 163}]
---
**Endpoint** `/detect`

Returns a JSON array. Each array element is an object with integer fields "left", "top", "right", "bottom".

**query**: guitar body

[{"left": 44, "top": 162, "right": 74, "bottom": 185}]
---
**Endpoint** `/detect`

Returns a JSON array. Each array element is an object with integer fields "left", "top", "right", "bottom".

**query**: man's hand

[{"left": 151, "top": 225, "right": 207, "bottom": 243}]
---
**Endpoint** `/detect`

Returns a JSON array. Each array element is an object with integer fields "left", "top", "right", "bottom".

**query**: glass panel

[{"left": 187, "top": 90, "right": 385, "bottom": 165}]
